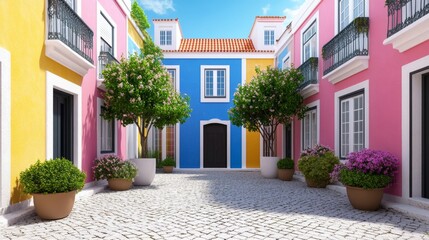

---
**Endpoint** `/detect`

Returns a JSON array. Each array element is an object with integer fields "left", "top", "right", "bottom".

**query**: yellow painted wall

[
  {"left": 245, "top": 58, "right": 274, "bottom": 168},
  {"left": 0, "top": 1, "right": 82, "bottom": 203},
  {"left": 128, "top": 20, "right": 144, "bottom": 49}
]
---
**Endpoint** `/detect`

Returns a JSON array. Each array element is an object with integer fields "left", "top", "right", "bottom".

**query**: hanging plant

[{"left": 353, "top": 17, "right": 369, "bottom": 34}]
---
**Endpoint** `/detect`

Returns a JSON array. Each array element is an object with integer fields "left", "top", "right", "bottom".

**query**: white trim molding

[
  {"left": 401, "top": 55, "right": 429, "bottom": 198},
  {"left": 334, "top": 80, "right": 369, "bottom": 157},
  {"left": 200, "top": 119, "right": 231, "bottom": 169},
  {"left": 241, "top": 59, "right": 247, "bottom": 169},
  {"left": 200, "top": 65, "right": 230, "bottom": 103},
  {"left": 46, "top": 71, "right": 82, "bottom": 170},
  {"left": 0, "top": 48, "right": 11, "bottom": 208},
  {"left": 383, "top": 13, "right": 429, "bottom": 53}
]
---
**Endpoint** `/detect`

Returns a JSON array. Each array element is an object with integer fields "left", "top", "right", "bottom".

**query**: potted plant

[
  {"left": 101, "top": 40, "right": 191, "bottom": 186},
  {"left": 19, "top": 158, "right": 86, "bottom": 220},
  {"left": 331, "top": 149, "right": 399, "bottom": 211},
  {"left": 277, "top": 158, "right": 294, "bottom": 181},
  {"left": 298, "top": 145, "right": 339, "bottom": 188},
  {"left": 161, "top": 157, "right": 176, "bottom": 173},
  {"left": 229, "top": 66, "right": 306, "bottom": 178},
  {"left": 93, "top": 155, "right": 138, "bottom": 191}
]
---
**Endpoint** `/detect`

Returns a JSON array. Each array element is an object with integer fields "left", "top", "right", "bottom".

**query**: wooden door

[{"left": 203, "top": 124, "right": 227, "bottom": 168}]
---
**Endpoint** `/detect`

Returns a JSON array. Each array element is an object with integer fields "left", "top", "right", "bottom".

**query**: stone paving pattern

[{"left": 1, "top": 171, "right": 429, "bottom": 239}]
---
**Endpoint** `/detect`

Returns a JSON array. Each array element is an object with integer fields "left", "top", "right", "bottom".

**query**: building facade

[{"left": 0, "top": 0, "right": 143, "bottom": 212}]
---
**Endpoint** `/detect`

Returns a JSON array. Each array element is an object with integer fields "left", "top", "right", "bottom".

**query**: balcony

[
  {"left": 45, "top": 0, "right": 94, "bottom": 76},
  {"left": 384, "top": 0, "right": 429, "bottom": 52},
  {"left": 97, "top": 51, "right": 119, "bottom": 89},
  {"left": 322, "top": 17, "right": 369, "bottom": 84},
  {"left": 298, "top": 57, "right": 319, "bottom": 98}
]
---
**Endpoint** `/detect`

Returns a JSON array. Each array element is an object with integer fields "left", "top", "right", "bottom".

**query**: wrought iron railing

[
  {"left": 322, "top": 17, "right": 369, "bottom": 76},
  {"left": 47, "top": 0, "right": 94, "bottom": 64},
  {"left": 386, "top": 0, "right": 429, "bottom": 38},
  {"left": 98, "top": 51, "right": 119, "bottom": 79},
  {"left": 298, "top": 57, "right": 318, "bottom": 90}
]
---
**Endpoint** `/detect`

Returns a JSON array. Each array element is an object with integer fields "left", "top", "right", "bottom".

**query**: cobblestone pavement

[{"left": 1, "top": 171, "right": 429, "bottom": 240}]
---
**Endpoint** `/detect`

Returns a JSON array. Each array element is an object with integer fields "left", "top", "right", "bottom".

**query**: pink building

[{"left": 275, "top": 0, "right": 429, "bottom": 204}]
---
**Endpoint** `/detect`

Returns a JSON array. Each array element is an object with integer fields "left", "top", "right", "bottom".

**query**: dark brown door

[
  {"left": 284, "top": 123, "right": 292, "bottom": 158},
  {"left": 53, "top": 89, "right": 73, "bottom": 163},
  {"left": 203, "top": 124, "right": 227, "bottom": 168},
  {"left": 423, "top": 74, "right": 429, "bottom": 198}
]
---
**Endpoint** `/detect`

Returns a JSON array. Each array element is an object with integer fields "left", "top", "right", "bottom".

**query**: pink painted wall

[
  {"left": 279, "top": 0, "right": 429, "bottom": 197},
  {"left": 81, "top": 0, "right": 128, "bottom": 182}
]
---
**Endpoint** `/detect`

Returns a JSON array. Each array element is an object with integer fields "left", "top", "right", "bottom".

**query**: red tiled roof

[
  {"left": 164, "top": 39, "right": 273, "bottom": 53},
  {"left": 152, "top": 18, "right": 179, "bottom": 22},
  {"left": 255, "top": 16, "right": 287, "bottom": 19}
]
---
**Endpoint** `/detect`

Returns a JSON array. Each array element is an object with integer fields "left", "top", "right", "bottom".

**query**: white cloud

[
  {"left": 283, "top": 7, "right": 299, "bottom": 21},
  {"left": 262, "top": 4, "right": 270, "bottom": 15},
  {"left": 138, "top": 0, "right": 175, "bottom": 14}
]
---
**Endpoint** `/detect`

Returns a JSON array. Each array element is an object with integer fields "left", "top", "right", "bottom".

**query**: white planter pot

[
  {"left": 260, "top": 156, "right": 279, "bottom": 178},
  {"left": 129, "top": 158, "right": 156, "bottom": 186}
]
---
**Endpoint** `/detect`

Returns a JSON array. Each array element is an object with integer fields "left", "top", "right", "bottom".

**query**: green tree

[
  {"left": 229, "top": 66, "right": 307, "bottom": 157},
  {"left": 101, "top": 51, "right": 191, "bottom": 158},
  {"left": 131, "top": 1, "right": 150, "bottom": 32}
]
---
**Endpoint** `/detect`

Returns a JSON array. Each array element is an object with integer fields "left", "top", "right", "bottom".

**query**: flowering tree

[
  {"left": 229, "top": 66, "right": 307, "bottom": 157},
  {"left": 101, "top": 47, "right": 191, "bottom": 158}
]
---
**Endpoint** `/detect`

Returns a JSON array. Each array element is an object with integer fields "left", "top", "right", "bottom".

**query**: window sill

[
  {"left": 45, "top": 39, "right": 94, "bottom": 76},
  {"left": 383, "top": 13, "right": 429, "bottom": 53},
  {"left": 200, "top": 98, "right": 230, "bottom": 103},
  {"left": 323, "top": 56, "right": 369, "bottom": 85},
  {"left": 301, "top": 84, "right": 319, "bottom": 99}
]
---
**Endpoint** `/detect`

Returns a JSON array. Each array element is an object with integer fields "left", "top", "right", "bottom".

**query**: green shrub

[
  {"left": 93, "top": 155, "right": 137, "bottom": 180},
  {"left": 20, "top": 158, "right": 86, "bottom": 194},
  {"left": 298, "top": 151, "right": 339, "bottom": 183},
  {"left": 277, "top": 158, "right": 294, "bottom": 169},
  {"left": 338, "top": 169, "right": 392, "bottom": 189},
  {"left": 161, "top": 157, "right": 176, "bottom": 167}
]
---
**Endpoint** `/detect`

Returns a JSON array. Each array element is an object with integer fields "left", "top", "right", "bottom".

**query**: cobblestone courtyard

[{"left": 1, "top": 171, "right": 429, "bottom": 239}]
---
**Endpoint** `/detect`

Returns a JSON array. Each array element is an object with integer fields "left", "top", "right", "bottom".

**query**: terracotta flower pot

[
  {"left": 305, "top": 177, "right": 329, "bottom": 188},
  {"left": 107, "top": 178, "right": 133, "bottom": 191},
  {"left": 32, "top": 191, "right": 76, "bottom": 220},
  {"left": 278, "top": 169, "right": 294, "bottom": 181},
  {"left": 163, "top": 166, "right": 173, "bottom": 173},
  {"left": 346, "top": 186, "right": 384, "bottom": 211}
]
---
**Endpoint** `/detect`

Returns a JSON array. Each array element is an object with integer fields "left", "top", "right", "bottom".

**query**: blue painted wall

[
  {"left": 163, "top": 58, "right": 242, "bottom": 168},
  {"left": 276, "top": 46, "right": 289, "bottom": 69}
]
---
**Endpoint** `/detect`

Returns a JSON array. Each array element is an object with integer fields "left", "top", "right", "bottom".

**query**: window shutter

[{"left": 100, "top": 14, "right": 113, "bottom": 47}]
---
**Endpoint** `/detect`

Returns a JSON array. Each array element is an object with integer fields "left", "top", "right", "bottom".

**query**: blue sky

[{"left": 137, "top": 0, "right": 305, "bottom": 39}]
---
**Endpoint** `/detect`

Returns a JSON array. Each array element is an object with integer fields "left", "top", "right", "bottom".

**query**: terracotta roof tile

[
  {"left": 152, "top": 18, "right": 179, "bottom": 22},
  {"left": 164, "top": 39, "right": 273, "bottom": 53},
  {"left": 255, "top": 16, "right": 286, "bottom": 19}
]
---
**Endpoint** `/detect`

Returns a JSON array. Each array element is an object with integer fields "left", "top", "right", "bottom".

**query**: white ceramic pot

[
  {"left": 129, "top": 158, "right": 156, "bottom": 186},
  {"left": 260, "top": 156, "right": 279, "bottom": 178}
]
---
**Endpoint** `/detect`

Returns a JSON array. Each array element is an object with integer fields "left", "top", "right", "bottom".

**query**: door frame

[
  {"left": 422, "top": 73, "right": 429, "bottom": 198},
  {"left": 283, "top": 122, "right": 294, "bottom": 159},
  {"left": 46, "top": 71, "right": 82, "bottom": 170},
  {"left": 401, "top": 55, "right": 429, "bottom": 199},
  {"left": 200, "top": 119, "right": 230, "bottom": 169},
  {"left": 0, "top": 48, "right": 11, "bottom": 208}
]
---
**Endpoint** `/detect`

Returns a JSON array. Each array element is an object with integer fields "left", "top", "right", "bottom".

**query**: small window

[
  {"left": 160, "top": 30, "right": 172, "bottom": 46},
  {"left": 302, "top": 108, "right": 317, "bottom": 150},
  {"left": 204, "top": 69, "right": 226, "bottom": 98},
  {"left": 339, "top": 91, "right": 364, "bottom": 158},
  {"left": 167, "top": 69, "right": 176, "bottom": 89},
  {"left": 100, "top": 107, "right": 115, "bottom": 153},
  {"left": 264, "top": 30, "right": 275, "bottom": 45},
  {"left": 339, "top": 0, "right": 365, "bottom": 31},
  {"left": 302, "top": 21, "right": 317, "bottom": 63}
]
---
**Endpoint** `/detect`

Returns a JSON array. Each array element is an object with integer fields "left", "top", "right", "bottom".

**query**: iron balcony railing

[
  {"left": 298, "top": 57, "right": 318, "bottom": 90},
  {"left": 47, "top": 0, "right": 94, "bottom": 64},
  {"left": 386, "top": 0, "right": 429, "bottom": 38},
  {"left": 98, "top": 51, "right": 119, "bottom": 79},
  {"left": 322, "top": 17, "right": 369, "bottom": 76}
]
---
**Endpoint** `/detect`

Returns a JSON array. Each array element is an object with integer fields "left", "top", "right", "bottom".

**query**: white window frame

[
  {"left": 335, "top": 0, "right": 369, "bottom": 34},
  {"left": 301, "top": 100, "right": 320, "bottom": 151},
  {"left": 97, "top": 98, "right": 117, "bottom": 157},
  {"left": 0, "top": 48, "right": 11, "bottom": 208},
  {"left": 300, "top": 12, "right": 319, "bottom": 64},
  {"left": 264, "top": 29, "right": 275, "bottom": 46},
  {"left": 282, "top": 52, "right": 291, "bottom": 70},
  {"left": 334, "top": 80, "right": 369, "bottom": 158},
  {"left": 200, "top": 65, "right": 230, "bottom": 103},
  {"left": 160, "top": 30, "right": 172, "bottom": 46},
  {"left": 97, "top": 3, "right": 118, "bottom": 80}
]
